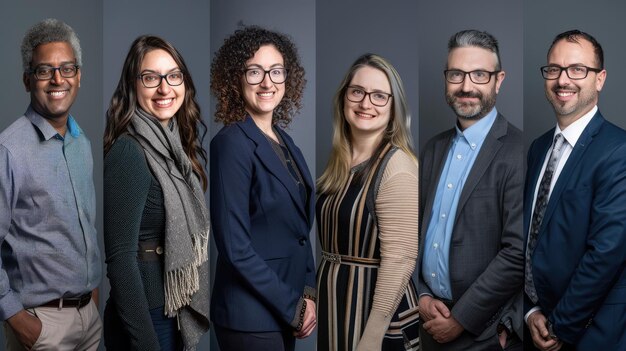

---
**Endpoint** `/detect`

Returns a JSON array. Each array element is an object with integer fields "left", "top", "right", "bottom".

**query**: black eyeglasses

[
  {"left": 444, "top": 69, "right": 500, "bottom": 84},
  {"left": 345, "top": 86, "right": 393, "bottom": 107},
  {"left": 244, "top": 67, "right": 288, "bottom": 85},
  {"left": 29, "top": 64, "right": 79, "bottom": 80},
  {"left": 137, "top": 71, "right": 184, "bottom": 88},
  {"left": 540, "top": 65, "right": 602, "bottom": 80}
]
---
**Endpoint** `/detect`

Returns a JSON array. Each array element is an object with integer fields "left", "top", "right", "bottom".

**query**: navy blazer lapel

[
  {"left": 238, "top": 116, "right": 308, "bottom": 219},
  {"left": 422, "top": 132, "right": 454, "bottom": 233},
  {"left": 538, "top": 112, "right": 605, "bottom": 236},
  {"left": 276, "top": 127, "right": 314, "bottom": 225},
  {"left": 455, "top": 114, "right": 506, "bottom": 222}
]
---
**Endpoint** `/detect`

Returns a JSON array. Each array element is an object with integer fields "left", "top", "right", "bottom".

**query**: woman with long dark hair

[{"left": 103, "top": 35, "right": 210, "bottom": 350}]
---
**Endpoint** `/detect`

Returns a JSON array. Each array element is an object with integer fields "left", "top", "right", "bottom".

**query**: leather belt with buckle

[
  {"left": 137, "top": 240, "right": 164, "bottom": 262},
  {"left": 41, "top": 292, "right": 92, "bottom": 309}
]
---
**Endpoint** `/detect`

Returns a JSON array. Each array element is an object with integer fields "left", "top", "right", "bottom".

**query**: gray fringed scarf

[{"left": 128, "top": 108, "right": 210, "bottom": 349}]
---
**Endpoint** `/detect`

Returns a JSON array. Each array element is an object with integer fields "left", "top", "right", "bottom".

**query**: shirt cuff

[
  {"left": 524, "top": 306, "right": 542, "bottom": 324},
  {"left": 0, "top": 291, "right": 25, "bottom": 321}
]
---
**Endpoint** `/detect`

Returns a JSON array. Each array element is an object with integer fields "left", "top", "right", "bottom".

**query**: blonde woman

[{"left": 317, "top": 54, "right": 420, "bottom": 350}]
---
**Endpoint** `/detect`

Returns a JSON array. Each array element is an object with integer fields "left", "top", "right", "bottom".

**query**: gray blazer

[{"left": 416, "top": 114, "right": 525, "bottom": 342}]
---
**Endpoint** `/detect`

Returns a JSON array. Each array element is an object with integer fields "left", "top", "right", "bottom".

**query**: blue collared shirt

[
  {"left": 0, "top": 106, "right": 101, "bottom": 320},
  {"left": 422, "top": 108, "right": 497, "bottom": 299}
]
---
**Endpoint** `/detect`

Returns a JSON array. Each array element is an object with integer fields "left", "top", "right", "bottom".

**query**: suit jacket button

[{"left": 299, "top": 237, "right": 306, "bottom": 246}]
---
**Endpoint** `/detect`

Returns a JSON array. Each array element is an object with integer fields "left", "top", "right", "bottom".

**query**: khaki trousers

[{"left": 4, "top": 299, "right": 102, "bottom": 351}]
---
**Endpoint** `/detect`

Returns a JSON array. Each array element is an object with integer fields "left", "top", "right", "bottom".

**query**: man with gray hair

[
  {"left": 416, "top": 29, "right": 524, "bottom": 350},
  {"left": 0, "top": 19, "right": 102, "bottom": 350}
]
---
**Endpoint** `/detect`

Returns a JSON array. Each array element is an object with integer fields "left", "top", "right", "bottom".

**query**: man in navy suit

[{"left": 525, "top": 30, "right": 626, "bottom": 350}]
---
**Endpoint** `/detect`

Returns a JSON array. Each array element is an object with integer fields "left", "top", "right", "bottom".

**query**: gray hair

[
  {"left": 448, "top": 29, "right": 501, "bottom": 70},
  {"left": 21, "top": 18, "right": 82, "bottom": 72}
]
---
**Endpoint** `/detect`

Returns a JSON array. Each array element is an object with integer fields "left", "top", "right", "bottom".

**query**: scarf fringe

[{"left": 164, "top": 229, "right": 209, "bottom": 317}]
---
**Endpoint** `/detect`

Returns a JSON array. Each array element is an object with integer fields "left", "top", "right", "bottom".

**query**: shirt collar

[
  {"left": 455, "top": 107, "right": 498, "bottom": 146},
  {"left": 554, "top": 105, "right": 597, "bottom": 148},
  {"left": 25, "top": 105, "right": 82, "bottom": 140}
]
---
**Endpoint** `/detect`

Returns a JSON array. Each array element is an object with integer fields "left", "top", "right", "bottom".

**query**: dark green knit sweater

[{"left": 104, "top": 134, "right": 167, "bottom": 350}]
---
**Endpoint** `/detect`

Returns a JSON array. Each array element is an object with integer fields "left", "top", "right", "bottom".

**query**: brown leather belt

[
  {"left": 41, "top": 292, "right": 92, "bottom": 309},
  {"left": 137, "top": 240, "right": 164, "bottom": 262}
]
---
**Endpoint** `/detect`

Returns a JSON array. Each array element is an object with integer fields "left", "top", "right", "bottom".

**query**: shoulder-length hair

[
  {"left": 104, "top": 35, "right": 208, "bottom": 190},
  {"left": 210, "top": 26, "right": 305, "bottom": 127},
  {"left": 317, "top": 53, "right": 416, "bottom": 195}
]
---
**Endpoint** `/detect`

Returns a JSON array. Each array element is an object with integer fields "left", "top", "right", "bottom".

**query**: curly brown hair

[
  {"left": 210, "top": 26, "right": 306, "bottom": 127},
  {"left": 104, "top": 35, "right": 208, "bottom": 189}
]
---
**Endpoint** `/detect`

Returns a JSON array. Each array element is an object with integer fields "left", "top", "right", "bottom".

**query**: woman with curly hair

[
  {"left": 209, "top": 26, "right": 316, "bottom": 351},
  {"left": 103, "top": 35, "right": 210, "bottom": 350},
  {"left": 316, "top": 54, "right": 420, "bottom": 350}
]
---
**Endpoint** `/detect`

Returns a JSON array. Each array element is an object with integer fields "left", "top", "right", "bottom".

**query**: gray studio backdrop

[
  {"left": 523, "top": 0, "right": 626, "bottom": 149},
  {"left": 315, "top": 0, "right": 420, "bottom": 177},
  {"left": 0, "top": 1, "right": 103, "bottom": 349},
  {"left": 417, "top": 0, "right": 524, "bottom": 151}
]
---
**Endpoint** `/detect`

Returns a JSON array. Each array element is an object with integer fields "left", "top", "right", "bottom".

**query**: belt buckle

[{"left": 322, "top": 252, "right": 341, "bottom": 263}]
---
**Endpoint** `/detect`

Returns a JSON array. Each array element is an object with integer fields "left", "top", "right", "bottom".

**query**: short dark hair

[
  {"left": 448, "top": 29, "right": 501, "bottom": 70},
  {"left": 548, "top": 30, "right": 604, "bottom": 69}
]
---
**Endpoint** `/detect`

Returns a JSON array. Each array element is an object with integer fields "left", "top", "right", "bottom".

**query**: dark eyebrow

[
  {"left": 246, "top": 63, "right": 285, "bottom": 69},
  {"left": 34, "top": 60, "right": 76, "bottom": 67},
  {"left": 139, "top": 67, "right": 181, "bottom": 74}
]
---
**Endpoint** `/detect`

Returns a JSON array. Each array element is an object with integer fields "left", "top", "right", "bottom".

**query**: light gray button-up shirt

[{"left": 0, "top": 106, "right": 101, "bottom": 320}]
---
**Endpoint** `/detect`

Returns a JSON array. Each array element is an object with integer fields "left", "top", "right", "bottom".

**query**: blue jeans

[{"left": 149, "top": 306, "right": 182, "bottom": 351}]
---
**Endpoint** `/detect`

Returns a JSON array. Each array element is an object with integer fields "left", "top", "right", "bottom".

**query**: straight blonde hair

[{"left": 317, "top": 53, "right": 416, "bottom": 194}]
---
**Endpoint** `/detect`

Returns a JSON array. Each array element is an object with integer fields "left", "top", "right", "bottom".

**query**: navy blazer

[
  {"left": 524, "top": 111, "right": 626, "bottom": 349},
  {"left": 210, "top": 116, "right": 316, "bottom": 332}
]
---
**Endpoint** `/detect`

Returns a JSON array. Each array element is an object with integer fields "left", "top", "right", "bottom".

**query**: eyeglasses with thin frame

[
  {"left": 540, "top": 65, "right": 603, "bottom": 80},
  {"left": 244, "top": 67, "right": 288, "bottom": 85},
  {"left": 137, "top": 71, "right": 185, "bottom": 88},
  {"left": 345, "top": 86, "right": 393, "bottom": 107},
  {"left": 29, "top": 63, "right": 79, "bottom": 80},
  {"left": 444, "top": 69, "right": 500, "bottom": 84}
]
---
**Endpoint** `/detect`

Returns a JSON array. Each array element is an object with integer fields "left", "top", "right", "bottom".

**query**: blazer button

[{"left": 299, "top": 237, "right": 306, "bottom": 246}]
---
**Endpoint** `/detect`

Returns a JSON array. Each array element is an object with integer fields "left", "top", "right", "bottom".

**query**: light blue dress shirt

[
  {"left": 0, "top": 106, "right": 101, "bottom": 320},
  {"left": 422, "top": 108, "right": 497, "bottom": 299}
]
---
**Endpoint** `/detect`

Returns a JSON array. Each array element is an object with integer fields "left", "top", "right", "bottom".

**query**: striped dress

[{"left": 316, "top": 146, "right": 420, "bottom": 351}]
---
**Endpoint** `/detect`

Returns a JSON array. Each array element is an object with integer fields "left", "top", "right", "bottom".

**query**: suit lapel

[
  {"left": 524, "top": 131, "right": 554, "bottom": 236},
  {"left": 538, "top": 113, "right": 605, "bottom": 236},
  {"left": 238, "top": 116, "right": 308, "bottom": 219},
  {"left": 454, "top": 114, "right": 506, "bottom": 222},
  {"left": 277, "top": 127, "right": 314, "bottom": 225}
]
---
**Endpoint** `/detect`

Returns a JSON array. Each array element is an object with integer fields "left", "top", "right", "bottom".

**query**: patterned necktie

[{"left": 525, "top": 133, "right": 566, "bottom": 303}]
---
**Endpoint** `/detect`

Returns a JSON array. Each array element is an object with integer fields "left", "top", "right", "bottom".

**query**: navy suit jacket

[
  {"left": 210, "top": 116, "right": 316, "bottom": 332},
  {"left": 525, "top": 111, "right": 626, "bottom": 349}
]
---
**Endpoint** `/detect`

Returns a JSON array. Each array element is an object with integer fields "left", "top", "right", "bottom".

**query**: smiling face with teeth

[
  {"left": 241, "top": 45, "right": 286, "bottom": 122},
  {"left": 24, "top": 41, "right": 81, "bottom": 126},
  {"left": 136, "top": 49, "right": 185, "bottom": 126},
  {"left": 445, "top": 46, "right": 504, "bottom": 128},
  {"left": 545, "top": 38, "right": 606, "bottom": 128},
  {"left": 343, "top": 66, "right": 392, "bottom": 140}
]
